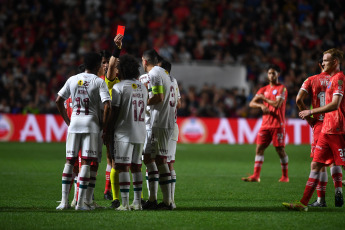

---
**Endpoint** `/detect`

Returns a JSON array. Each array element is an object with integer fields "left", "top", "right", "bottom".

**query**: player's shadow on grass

[{"left": 176, "top": 206, "right": 344, "bottom": 212}]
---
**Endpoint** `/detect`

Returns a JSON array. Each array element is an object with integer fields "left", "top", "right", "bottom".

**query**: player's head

[
  {"left": 323, "top": 48, "right": 343, "bottom": 73},
  {"left": 142, "top": 49, "right": 159, "bottom": 72},
  {"left": 267, "top": 64, "right": 280, "bottom": 84},
  {"left": 158, "top": 58, "right": 172, "bottom": 74},
  {"left": 99, "top": 50, "right": 111, "bottom": 74},
  {"left": 118, "top": 54, "right": 140, "bottom": 80},
  {"left": 83, "top": 52, "right": 102, "bottom": 73}
]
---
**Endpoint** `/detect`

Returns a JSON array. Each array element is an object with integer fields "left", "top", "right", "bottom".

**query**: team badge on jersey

[
  {"left": 78, "top": 80, "right": 83, "bottom": 86},
  {"left": 132, "top": 83, "right": 137, "bottom": 89},
  {"left": 338, "top": 80, "right": 343, "bottom": 86},
  {"left": 272, "top": 89, "right": 277, "bottom": 95}
]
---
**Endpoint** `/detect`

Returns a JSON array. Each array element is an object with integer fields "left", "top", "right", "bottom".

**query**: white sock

[
  {"left": 77, "top": 165, "right": 90, "bottom": 207},
  {"left": 119, "top": 172, "right": 130, "bottom": 207},
  {"left": 170, "top": 169, "right": 176, "bottom": 203},
  {"left": 157, "top": 163, "right": 171, "bottom": 205},
  {"left": 73, "top": 175, "right": 78, "bottom": 201},
  {"left": 86, "top": 170, "right": 97, "bottom": 204},
  {"left": 61, "top": 163, "right": 73, "bottom": 204},
  {"left": 132, "top": 172, "right": 142, "bottom": 205},
  {"left": 146, "top": 162, "right": 159, "bottom": 201}
]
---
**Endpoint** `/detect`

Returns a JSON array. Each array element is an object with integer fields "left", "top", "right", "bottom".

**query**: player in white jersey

[
  {"left": 105, "top": 54, "right": 148, "bottom": 211},
  {"left": 56, "top": 52, "right": 111, "bottom": 210},
  {"left": 159, "top": 59, "right": 181, "bottom": 210},
  {"left": 141, "top": 49, "right": 178, "bottom": 210}
]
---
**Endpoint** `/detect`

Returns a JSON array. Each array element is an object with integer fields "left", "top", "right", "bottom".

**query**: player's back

[
  {"left": 112, "top": 79, "right": 148, "bottom": 143},
  {"left": 62, "top": 73, "right": 110, "bottom": 133},
  {"left": 301, "top": 72, "right": 331, "bottom": 121},
  {"left": 149, "top": 66, "right": 177, "bottom": 129},
  {"left": 139, "top": 74, "right": 152, "bottom": 129}
]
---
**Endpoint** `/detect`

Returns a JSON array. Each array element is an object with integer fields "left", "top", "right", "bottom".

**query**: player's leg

[
  {"left": 109, "top": 137, "right": 121, "bottom": 208},
  {"left": 104, "top": 143, "right": 113, "bottom": 200},
  {"left": 242, "top": 143, "right": 269, "bottom": 182},
  {"left": 57, "top": 133, "right": 79, "bottom": 210},
  {"left": 276, "top": 147, "right": 289, "bottom": 182},
  {"left": 114, "top": 141, "right": 132, "bottom": 211},
  {"left": 309, "top": 166, "right": 327, "bottom": 207},
  {"left": 129, "top": 143, "right": 144, "bottom": 210},
  {"left": 330, "top": 164, "right": 343, "bottom": 207},
  {"left": 70, "top": 159, "right": 79, "bottom": 208}
]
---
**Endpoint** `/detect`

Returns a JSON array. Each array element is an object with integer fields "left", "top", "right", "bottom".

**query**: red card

[{"left": 116, "top": 25, "right": 125, "bottom": 35}]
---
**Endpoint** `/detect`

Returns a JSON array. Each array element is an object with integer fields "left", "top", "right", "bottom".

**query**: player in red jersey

[
  {"left": 283, "top": 48, "right": 345, "bottom": 211},
  {"left": 242, "top": 64, "right": 289, "bottom": 183},
  {"left": 296, "top": 59, "right": 343, "bottom": 207}
]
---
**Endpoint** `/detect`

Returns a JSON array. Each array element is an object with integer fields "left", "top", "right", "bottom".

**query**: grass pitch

[{"left": 0, "top": 143, "right": 344, "bottom": 230}]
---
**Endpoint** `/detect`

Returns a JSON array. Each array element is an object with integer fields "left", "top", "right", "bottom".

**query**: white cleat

[
  {"left": 71, "top": 199, "right": 77, "bottom": 208},
  {"left": 116, "top": 205, "right": 131, "bottom": 211},
  {"left": 75, "top": 204, "right": 91, "bottom": 211},
  {"left": 56, "top": 202, "right": 70, "bottom": 210},
  {"left": 129, "top": 202, "right": 142, "bottom": 210},
  {"left": 171, "top": 202, "right": 176, "bottom": 210}
]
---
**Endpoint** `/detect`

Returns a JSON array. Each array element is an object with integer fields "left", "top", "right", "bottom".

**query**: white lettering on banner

[
  {"left": 20, "top": 115, "right": 43, "bottom": 142},
  {"left": 213, "top": 118, "right": 236, "bottom": 144},
  {"left": 287, "top": 119, "right": 307, "bottom": 145},
  {"left": 238, "top": 118, "right": 262, "bottom": 144},
  {"left": 45, "top": 115, "right": 68, "bottom": 142}
]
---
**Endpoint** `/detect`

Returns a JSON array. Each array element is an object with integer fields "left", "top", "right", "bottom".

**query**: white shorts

[
  {"left": 143, "top": 129, "right": 153, "bottom": 155},
  {"left": 77, "top": 132, "right": 102, "bottom": 163},
  {"left": 151, "top": 127, "right": 173, "bottom": 158},
  {"left": 66, "top": 133, "right": 99, "bottom": 160},
  {"left": 114, "top": 141, "right": 143, "bottom": 166}
]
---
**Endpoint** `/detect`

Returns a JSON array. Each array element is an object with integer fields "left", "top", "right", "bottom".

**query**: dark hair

[
  {"left": 267, "top": 64, "right": 280, "bottom": 73},
  {"left": 99, "top": 50, "right": 111, "bottom": 59},
  {"left": 142, "top": 49, "right": 159, "bottom": 65},
  {"left": 118, "top": 54, "right": 140, "bottom": 80},
  {"left": 160, "top": 59, "right": 172, "bottom": 74},
  {"left": 83, "top": 52, "right": 102, "bottom": 71}
]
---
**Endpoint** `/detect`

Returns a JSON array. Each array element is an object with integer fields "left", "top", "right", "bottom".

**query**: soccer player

[
  {"left": 296, "top": 59, "right": 343, "bottom": 207},
  {"left": 99, "top": 34, "right": 123, "bottom": 208},
  {"left": 283, "top": 48, "right": 345, "bottom": 211},
  {"left": 160, "top": 59, "right": 181, "bottom": 209},
  {"left": 242, "top": 64, "right": 289, "bottom": 183},
  {"left": 56, "top": 52, "right": 111, "bottom": 210},
  {"left": 105, "top": 54, "right": 148, "bottom": 210},
  {"left": 141, "top": 49, "right": 178, "bottom": 210}
]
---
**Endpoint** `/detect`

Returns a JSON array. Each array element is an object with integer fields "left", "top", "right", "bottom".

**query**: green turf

[{"left": 0, "top": 143, "right": 344, "bottom": 230}]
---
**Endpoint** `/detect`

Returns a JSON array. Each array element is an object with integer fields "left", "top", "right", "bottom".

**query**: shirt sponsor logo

[
  {"left": 132, "top": 83, "right": 138, "bottom": 89},
  {"left": 272, "top": 89, "right": 277, "bottom": 95}
]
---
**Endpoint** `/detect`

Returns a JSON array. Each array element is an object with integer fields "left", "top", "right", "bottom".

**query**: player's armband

[{"left": 152, "top": 85, "right": 163, "bottom": 94}]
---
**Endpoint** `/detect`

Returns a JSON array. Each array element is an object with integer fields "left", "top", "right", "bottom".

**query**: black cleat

[
  {"left": 157, "top": 202, "right": 173, "bottom": 210},
  {"left": 308, "top": 200, "right": 327, "bottom": 207},
  {"left": 110, "top": 199, "right": 120, "bottom": 209},
  {"left": 335, "top": 191, "right": 344, "bottom": 207},
  {"left": 104, "top": 191, "right": 113, "bottom": 200},
  {"left": 142, "top": 200, "right": 158, "bottom": 210},
  {"left": 141, "top": 199, "right": 146, "bottom": 206}
]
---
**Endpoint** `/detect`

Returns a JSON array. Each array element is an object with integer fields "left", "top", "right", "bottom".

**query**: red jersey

[
  {"left": 257, "top": 83, "right": 287, "bottom": 129},
  {"left": 321, "top": 72, "right": 345, "bottom": 134},
  {"left": 300, "top": 72, "right": 331, "bottom": 121},
  {"left": 64, "top": 97, "right": 73, "bottom": 119}
]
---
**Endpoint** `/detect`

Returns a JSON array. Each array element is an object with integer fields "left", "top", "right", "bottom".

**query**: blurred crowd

[{"left": 1, "top": 0, "right": 345, "bottom": 118}]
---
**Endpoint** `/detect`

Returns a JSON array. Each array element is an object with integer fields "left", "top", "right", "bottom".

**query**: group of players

[
  {"left": 55, "top": 34, "right": 180, "bottom": 211},
  {"left": 240, "top": 48, "right": 345, "bottom": 211}
]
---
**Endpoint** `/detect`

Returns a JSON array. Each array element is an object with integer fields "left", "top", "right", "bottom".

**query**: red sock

[
  {"left": 300, "top": 171, "right": 320, "bottom": 205},
  {"left": 331, "top": 166, "right": 343, "bottom": 189},
  {"left": 253, "top": 155, "right": 264, "bottom": 178},
  {"left": 316, "top": 181, "right": 327, "bottom": 198},
  {"left": 280, "top": 156, "right": 288, "bottom": 178},
  {"left": 104, "top": 165, "right": 111, "bottom": 194}
]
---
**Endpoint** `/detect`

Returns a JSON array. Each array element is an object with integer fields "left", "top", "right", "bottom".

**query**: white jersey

[
  {"left": 148, "top": 66, "right": 178, "bottom": 129},
  {"left": 58, "top": 72, "right": 110, "bottom": 133},
  {"left": 172, "top": 78, "right": 180, "bottom": 140},
  {"left": 139, "top": 74, "right": 152, "bottom": 129},
  {"left": 112, "top": 79, "right": 148, "bottom": 143}
]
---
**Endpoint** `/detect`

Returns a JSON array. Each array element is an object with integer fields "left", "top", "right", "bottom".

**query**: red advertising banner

[{"left": 0, "top": 114, "right": 312, "bottom": 144}]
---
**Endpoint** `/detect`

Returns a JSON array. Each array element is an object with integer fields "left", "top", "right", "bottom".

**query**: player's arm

[
  {"left": 56, "top": 95, "right": 70, "bottom": 126},
  {"left": 102, "top": 100, "right": 111, "bottom": 131},
  {"left": 296, "top": 89, "right": 316, "bottom": 126},
  {"left": 177, "top": 98, "right": 182, "bottom": 109},
  {"left": 147, "top": 84, "right": 164, "bottom": 105},
  {"left": 259, "top": 95, "right": 284, "bottom": 108},
  {"left": 107, "top": 34, "right": 123, "bottom": 81},
  {"left": 249, "top": 94, "right": 269, "bottom": 114},
  {"left": 299, "top": 94, "right": 343, "bottom": 119}
]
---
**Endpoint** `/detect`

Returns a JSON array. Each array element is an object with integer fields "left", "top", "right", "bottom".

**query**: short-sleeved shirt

[
  {"left": 256, "top": 83, "right": 287, "bottom": 129},
  {"left": 300, "top": 72, "right": 331, "bottom": 121},
  {"left": 112, "top": 79, "right": 148, "bottom": 143},
  {"left": 148, "top": 66, "right": 178, "bottom": 129},
  {"left": 139, "top": 74, "right": 152, "bottom": 128},
  {"left": 321, "top": 72, "right": 345, "bottom": 134},
  {"left": 58, "top": 73, "right": 111, "bottom": 133}
]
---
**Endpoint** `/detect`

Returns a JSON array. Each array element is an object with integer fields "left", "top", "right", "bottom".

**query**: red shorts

[
  {"left": 311, "top": 121, "right": 322, "bottom": 158},
  {"left": 256, "top": 127, "right": 285, "bottom": 147},
  {"left": 313, "top": 133, "right": 345, "bottom": 166}
]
